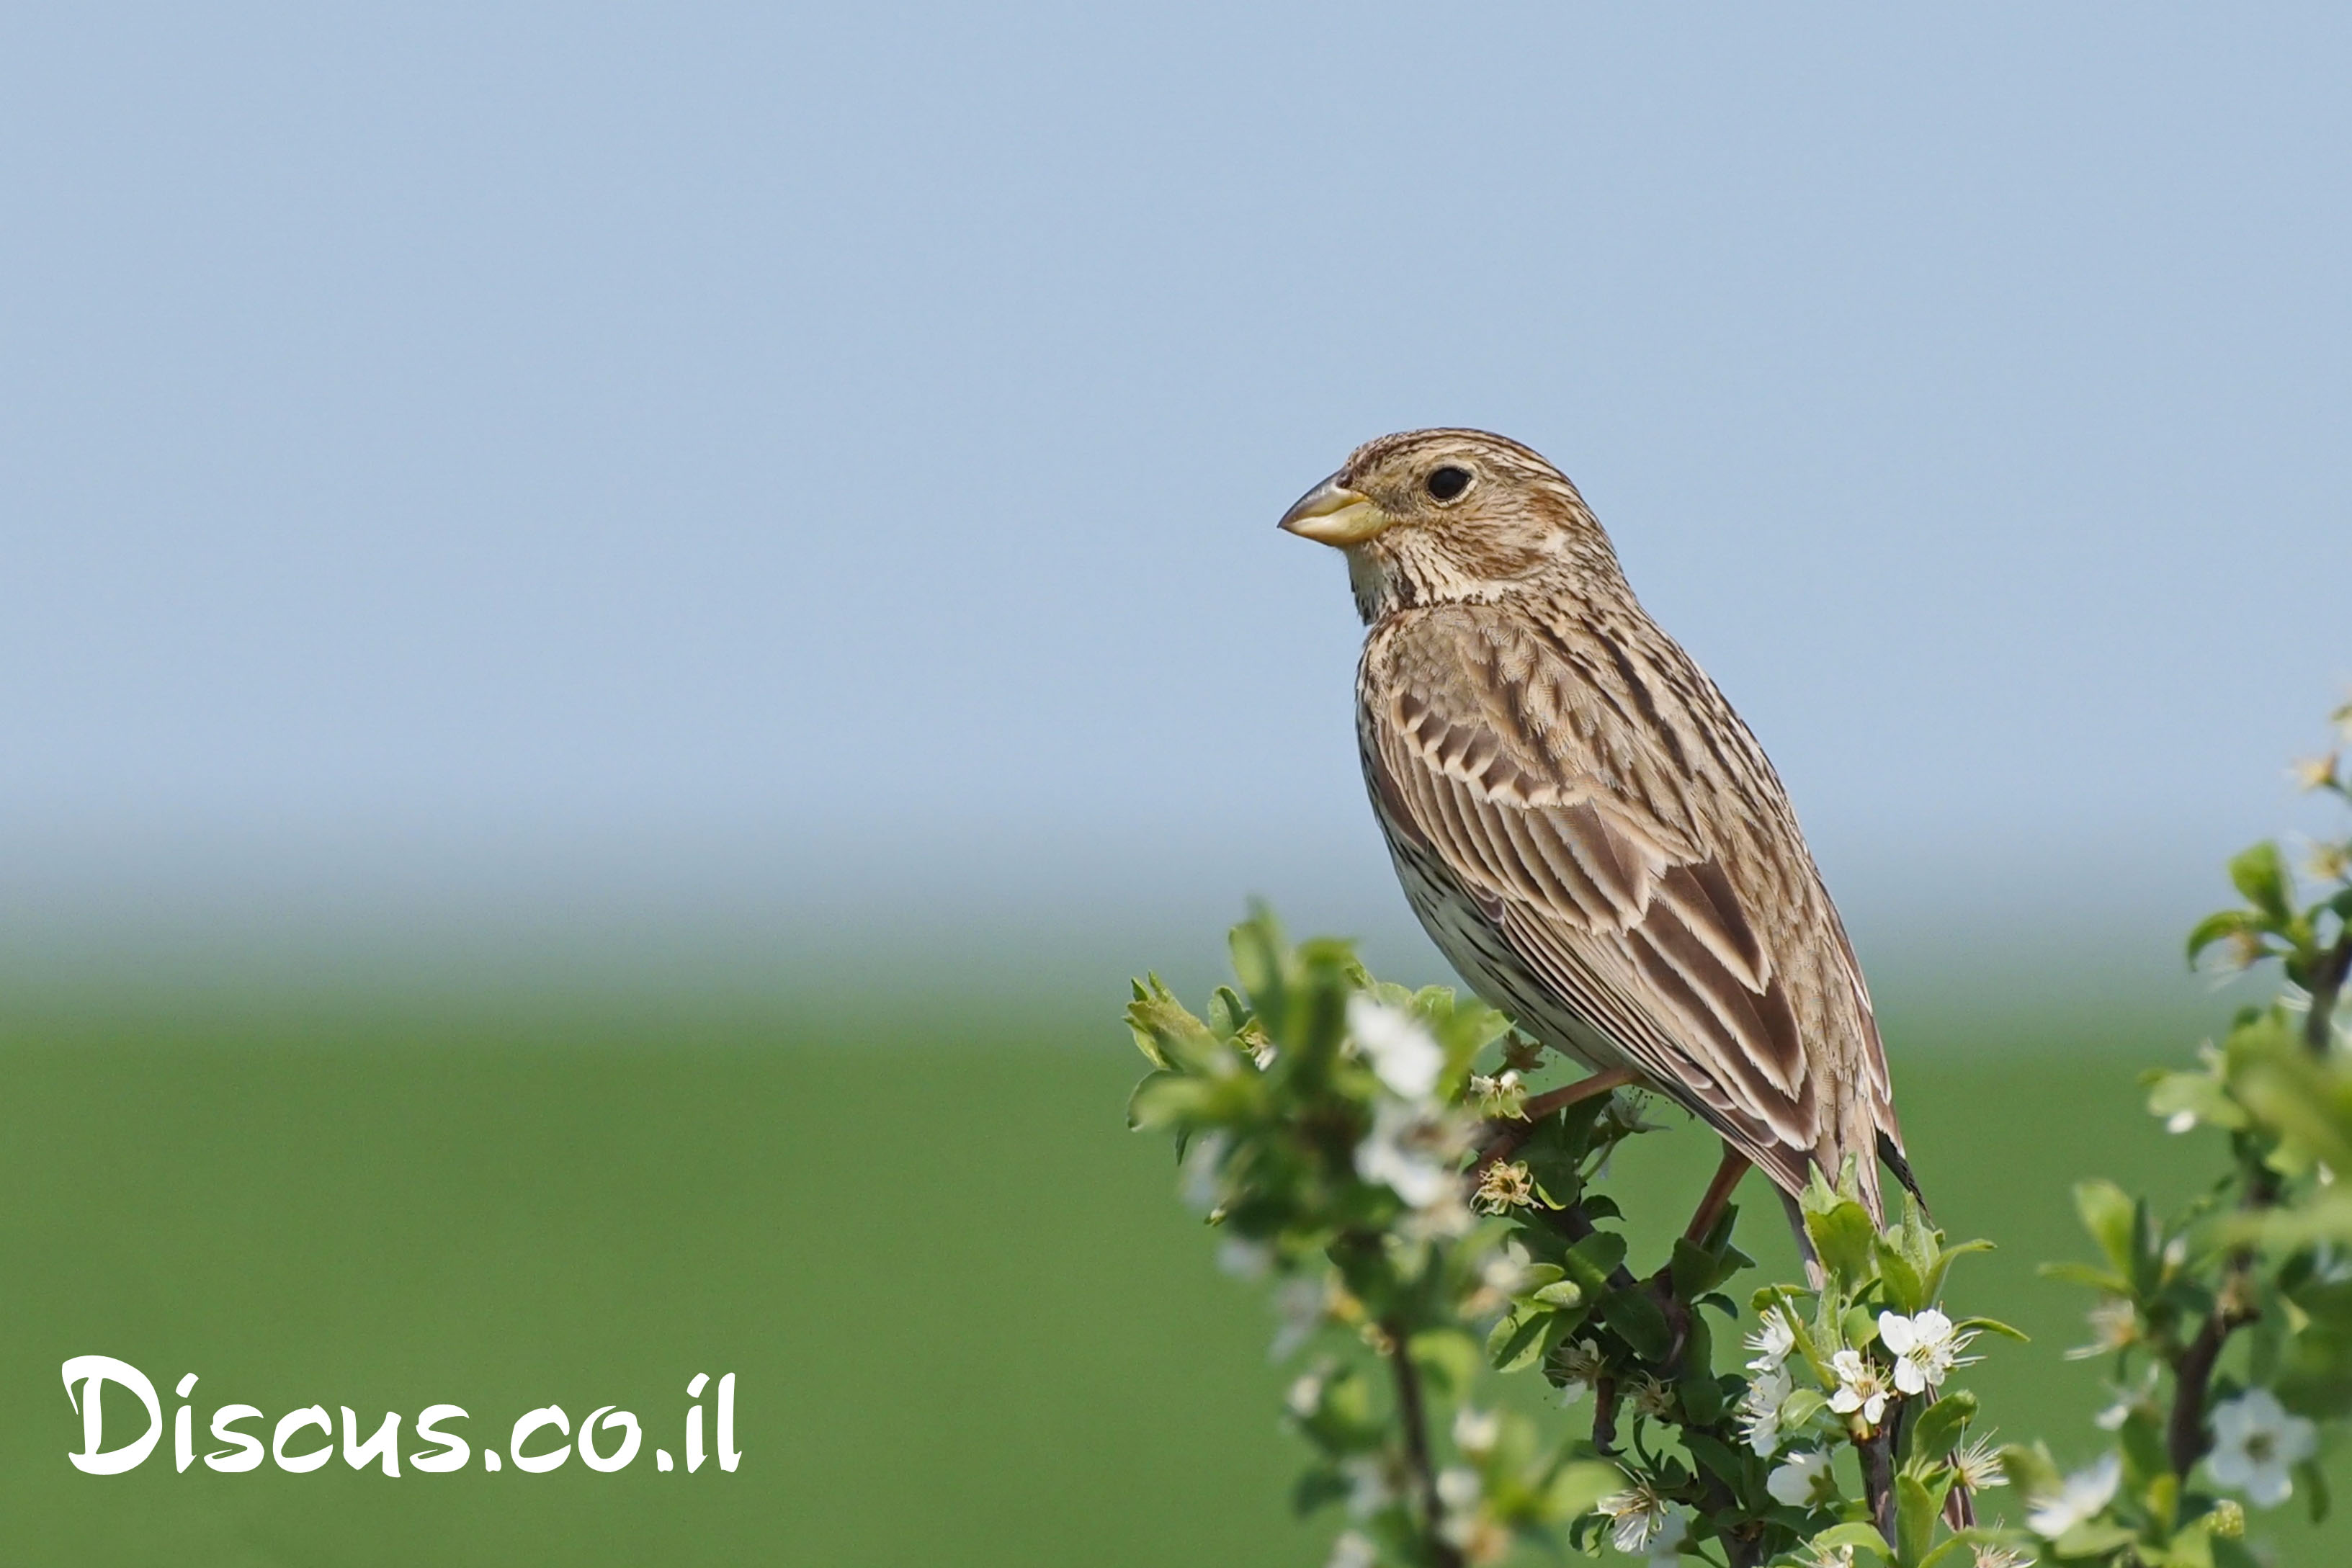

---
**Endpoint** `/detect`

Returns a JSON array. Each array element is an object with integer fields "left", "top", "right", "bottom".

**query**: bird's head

[{"left": 1277, "top": 429, "right": 1623, "bottom": 622}]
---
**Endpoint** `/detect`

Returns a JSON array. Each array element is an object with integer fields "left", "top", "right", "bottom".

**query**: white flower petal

[{"left": 1347, "top": 995, "right": 1444, "bottom": 1100}]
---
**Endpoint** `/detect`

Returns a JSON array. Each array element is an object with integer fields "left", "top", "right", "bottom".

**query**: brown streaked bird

[{"left": 1280, "top": 428, "right": 1920, "bottom": 1241}]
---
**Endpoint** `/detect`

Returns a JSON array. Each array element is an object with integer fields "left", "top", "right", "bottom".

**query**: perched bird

[{"left": 1280, "top": 428, "right": 1918, "bottom": 1235}]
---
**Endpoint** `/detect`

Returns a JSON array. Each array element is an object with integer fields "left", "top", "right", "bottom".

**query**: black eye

[{"left": 1426, "top": 465, "right": 1472, "bottom": 502}]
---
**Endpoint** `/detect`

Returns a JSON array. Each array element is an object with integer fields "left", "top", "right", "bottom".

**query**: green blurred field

[{"left": 0, "top": 980, "right": 2340, "bottom": 1565}]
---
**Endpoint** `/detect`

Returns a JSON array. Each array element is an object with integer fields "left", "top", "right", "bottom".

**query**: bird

[{"left": 1279, "top": 428, "right": 1918, "bottom": 1240}]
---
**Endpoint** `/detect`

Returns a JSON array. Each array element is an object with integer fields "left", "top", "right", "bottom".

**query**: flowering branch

[{"left": 1127, "top": 704, "right": 2352, "bottom": 1568}]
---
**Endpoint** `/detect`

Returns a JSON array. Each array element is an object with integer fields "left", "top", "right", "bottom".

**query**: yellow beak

[{"left": 1276, "top": 472, "right": 1387, "bottom": 546}]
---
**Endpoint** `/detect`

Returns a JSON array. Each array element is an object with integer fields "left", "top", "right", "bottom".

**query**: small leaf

[
  {"left": 1906, "top": 1389, "right": 1977, "bottom": 1464},
  {"left": 2053, "top": 1520, "right": 2139, "bottom": 1556},
  {"left": 1807, "top": 1521, "right": 1893, "bottom": 1560},
  {"left": 2186, "top": 909, "right": 2261, "bottom": 963},
  {"left": 1671, "top": 1237, "right": 1735, "bottom": 1299},
  {"left": 1876, "top": 1236, "right": 1926, "bottom": 1314},
  {"left": 1487, "top": 1311, "right": 1547, "bottom": 1373},
  {"left": 1896, "top": 1472, "right": 1938, "bottom": 1567},
  {"left": 2301, "top": 1456, "right": 2332, "bottom": 1524},
  {"left": 1599, "top": 1289, "right": 1673, "bottom": 1363},
  {"left": 1561, "top": 1231, "right": 1627, "bottom": 1292},
  {"left": 1541, "top": 1460, "right": 1624, "bottom": 1523},
  {"left": 2038, "top": 1259, "right": 2129, "bottom": 1293},
  {"left": 1952, "top": 1315, "right": 2029, "bottom": 1343},
  {"left": 1806, "top": 1197, "right": 1879, "bottom": 1285},
  {"left": 2229, "top": 842, "right": 2294, "bottom": 923},
  {"left": 2074, "top": 1179, "right": 2138, "bottom": 1278}
]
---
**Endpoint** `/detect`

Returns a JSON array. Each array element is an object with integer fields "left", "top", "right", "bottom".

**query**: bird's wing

[{"left": 1364, "top": 613, "right": 1890, "bottom": 1205}]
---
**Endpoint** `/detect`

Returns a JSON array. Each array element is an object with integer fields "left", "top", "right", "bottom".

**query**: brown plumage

[{"left": 1281, "top": 428, "right": 1915, "bottom": 1224}]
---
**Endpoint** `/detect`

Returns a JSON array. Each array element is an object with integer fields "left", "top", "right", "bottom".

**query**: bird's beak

[{"left": 1276, "top": 472, "right": 1387, "bottom": 546}]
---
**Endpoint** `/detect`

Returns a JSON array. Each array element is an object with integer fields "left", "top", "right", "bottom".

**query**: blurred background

[{"left": 1, "top": 5, "right": 2346, "bottom": 1562}]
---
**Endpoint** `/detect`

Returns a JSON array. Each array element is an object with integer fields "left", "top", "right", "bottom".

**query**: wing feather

[{"left": 1363, "top": 609, "right": 1896, "bottom": 1211}]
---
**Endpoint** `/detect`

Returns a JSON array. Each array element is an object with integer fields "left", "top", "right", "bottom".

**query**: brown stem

[
  {"left": 2169, "top": 1163, "right": 2274, "bottom": 1475},
  {"left": 1472, "top": 1067, "right": 1635, "bottom": 1170},
  {"left": 2170, "top": 1310, "right": 2230, "bottom": 1476},
  {"left": 1385, "top": 1319, "right": 1464, "bottom": 1568},
  {"left": 1859, "top": 1420, "right": 1899, "bottom": 1545},
  {"left": 2306, "top": 931, "right": 2352, "bottom": 1054}
]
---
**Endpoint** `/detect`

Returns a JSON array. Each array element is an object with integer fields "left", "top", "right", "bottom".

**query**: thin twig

[
  {"left": 1472, "top": 1068, "right": 1637, "bottom": 1173},
  {"left": 1385, "top": 1318, "right": 1464, "bottom": 1568}
]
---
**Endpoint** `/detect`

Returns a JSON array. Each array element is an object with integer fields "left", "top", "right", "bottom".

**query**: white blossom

[
  {"left": 1179, "top": 1132, "right": 1230, "bottom": 1214},
  {"left": 1436, "top": 1466, "right": 1481, "bottom": 1512},
  {"left": 1341, "top": 1455, "right": 1394, "bottom": 1518},
  {"left": 2093, "top": 1367, "right": 2160, "bottom": 1433},
  {"left": 1828, "top": 1348, "right": 1893, "bottom": 1428},
  {"left": 1642, "top": 1510, "right": 1688, "bottom": 1564},
  {"left": 1285, "top": 1368, "right": 1326, "bottom": 1419},
  {"left": 1452, "top": 1406, "right": 1500, "bottom": 1456},
  {"left": 1969, "top": 1549, "right": 2031, "bottom": 1568},
  {"left": 1469, "top": 1069, "right": 1527, "bottom": 1119},
  {"left": 1216, "top": 1237, "right": 1272, "bottom": 1281},
  {"left": 2206, "top": 1388, "right": 2317, "bottom": 1508},
  {"left": 2026, "top": 1452, "right": 2121, "bottom": 1538},
  {"left": 1354, "top": 1100, "right": 1457, "bottom": 1208},
  {"left": 1744, "top": 1309, "right": 1797, "bottom": 1374},
  {"left": 1270, "top": 1275, "right": 1327, "bottom": 1361},
  {"left": 2066, "top": 1296, "right": 2138, "bottom": 1361},
  {"left": 1952, "top": 1435, "right": 2007, "bottom": 1492},
  {"left": 1738, "top": 1362, "right": 1792, "bottom": 1456},
  {"left": 1766, "top": 1448, "right": 1835, "bottom": 1508},
  {"left": 1326, "top": 1530, "right": 1377, "bottom": 1568},
  {"left": 1629, "top": 1373, "right": 1678, "bottom": 1421},
  {"left": 1347, "top": 995, "right": 1444, "bottom": 1101},
  {"left": 1554, "top": 1340, "right": 1606, "bottom": 1405},
  {"left": 1877, "top": 1309, "right": 1975, "bottom": 1396},
  {"left": 1598, "top": 1483, "right": 1673, "bottom": 1555}
]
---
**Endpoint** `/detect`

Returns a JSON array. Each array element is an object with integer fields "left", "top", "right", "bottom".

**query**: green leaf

[
  {"left": 1227, "top": 913, "right": 1287, "bottom": 1016},
  {"left": 1953, "top": 1315, "right": 2029, "bottom": 1343},
  {"left": 1487, "top": 1310, "right": 1546, "bottom": 1373},
  {"left": 1806, "top": 1196, "right": 1879, "bottom": 1285},
  {"left": 1996, "top": 1443, "right": 2060, "bottom": 1500},
  {"left": 2053, "top": 1519, "right": 2139, "bottom": 1557},
  {"left": 1531, "top": 1280, "right": 1585, "bottom": 1310},
  {"left": 1541, "top": 1460, "right": 1624, "bottom": 1523},
  {"left": 1905, "top": 1389, "right": 1977, "bottom": 1465},
  {"left": 1290, "top": 1466, "right": 1347, "bottom": 1517},
  {"left": 1876, "top": 1235, "right": 1926, "bottom": 1314},
  {"left": 2229, "top": 842, "right": 2294, "bottom": 924},
  {"left": 1676, "top": 1314, "right": 1722, "bottom": 1423},
  {"left": 1920, "top": 1237, "right": 1992, "bottom": 1308},
  {"left": 2074, "top": 1179, "right": 2138, "bottom": 1278},
  {"left": 2186, "top": 909, "right": 2261, "bottom": 963},
  {"left": 1599, "top": 1289, "right": 1673, "bottom": 1363},
  {"left": 1807, "top": 1521, "right": 1893, "bottom": 1560},
  {"left": 1683, "top": 1429, "right": 1745, "bottom": 1487},
  {"left": 1410, "top": 1330, "right": 1477, "bottom": 1397},
  {"left": 1561, "top": 1231, "right": 1627, "bottom": 1293},
  {"left": 1780, "top": 1386, "right": 1829, "bottom": 1428},
  {"left": 2301, "top": 1456, "right": 2332, "bottom": 1524},
  {"left": 1896, "top": 1472, "right": 1938, "bottom": 1567},
  {"left": 2039, "top": 1259, "right": 2130, "bottom": 1293},
  {"left": 2146, "top": 1069, "right": 2248, "bottom": 1133},
  {"left": 1671, "top": 1237, "right": 1738, "bottom": 1299}
]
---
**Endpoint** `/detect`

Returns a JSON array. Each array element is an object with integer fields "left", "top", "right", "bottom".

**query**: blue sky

[{"left": 3, "top": 7, "right": 2346, "bottom": 973}]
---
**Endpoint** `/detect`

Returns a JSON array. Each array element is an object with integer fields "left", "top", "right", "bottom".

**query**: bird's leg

[
  {"left": 1682, "top": 1142, "right": 1752, "bottom": 1244},
  {"left": 1473, "top": 1065, "right": 1635, "bottom": 1170}
]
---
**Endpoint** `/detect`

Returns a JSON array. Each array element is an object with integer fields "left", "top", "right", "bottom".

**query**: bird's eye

[{"left": 1425, "top": 465, "right": 1472, "bottom": 502}]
